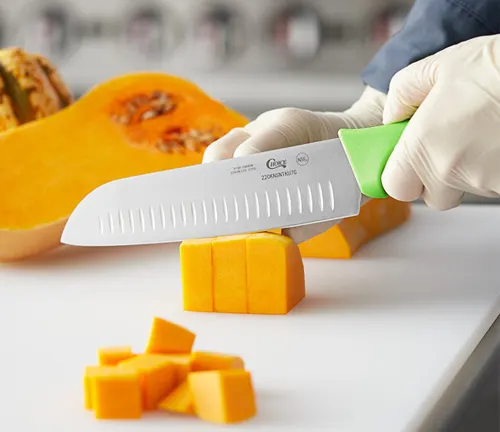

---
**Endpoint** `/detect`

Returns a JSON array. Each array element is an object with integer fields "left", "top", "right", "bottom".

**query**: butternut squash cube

[
  {"left": 180, "top": 238, "right": 214, "bottom": 312},
  {"left": 90, "top": 367, "right": 142, "bottom": 419},
  {"left": 145, "top": 316, "right": 196, "bottom": 354},
  {"left": 188, "top": 370, "right": 256, "bottom": 424},
  {"left": 98, "top": 346, "right": 135, "bottom": 366},
  {"left": 246, "top": 232, "right": 305, "bottom": 314},
  {"left": 212, "top": 235, "right": 249, "bottom": 314},
  {"left": 191, "top": 351, "right": 244, "bottom": 372},
  {"left": 181, "top": 232, "right": 305, "bottom": 315},
  {"left": 84, "top": 366, "right": 115, "bottom": 410},
  {"left": 299, "top": 198, "right": 410, "bottom": 259},
  {"left": 154, "top": 354, "right": 192, "bottom": 384},
  {"left": 158, "top": 381, "right": 194, "bottom": 415},
  {"left": 118, "top": 354, "right": 177, "bottom": 410}
]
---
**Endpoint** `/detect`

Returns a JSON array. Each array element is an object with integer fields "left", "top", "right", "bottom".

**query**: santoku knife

[{"left": 61, "top": 120, "right": 408, "bottom": 247}]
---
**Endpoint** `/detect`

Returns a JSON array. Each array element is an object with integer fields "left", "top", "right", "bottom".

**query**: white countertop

[{"left": 1, "top": 204, "right": 499, "bottom": 432}]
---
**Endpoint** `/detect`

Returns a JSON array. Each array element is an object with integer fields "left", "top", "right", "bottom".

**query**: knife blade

[{"left": 61, "top": 120, "right": 408, "bottom": 247}]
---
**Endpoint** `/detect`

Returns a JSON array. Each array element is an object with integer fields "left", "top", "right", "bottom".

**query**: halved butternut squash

[{"left": 0, "top": 72, "right": 248, "bottom": 262}]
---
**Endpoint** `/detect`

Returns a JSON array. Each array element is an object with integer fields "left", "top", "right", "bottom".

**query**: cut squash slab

[
  {"left": 0, "top": 72, "right": 248, "bottom": 262},
  {"left": 299, "top": 198, "right": 411, "bottom": 259},
  {"left": 181, "top": 232, "right": 306, "bottom": 315}
]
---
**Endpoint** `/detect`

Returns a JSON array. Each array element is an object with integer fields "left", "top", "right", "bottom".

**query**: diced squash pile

[
  {"left": 299, "top": 198, "right": 411, "bottom": 259},
  {"left": 180, "top": 232, "right": 305, "bottom": 315},
  {"left": 84, "top": 317, "right": 256, "bottom": 424}
]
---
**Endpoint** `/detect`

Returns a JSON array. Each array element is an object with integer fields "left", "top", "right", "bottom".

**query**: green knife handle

[{"left": 338, "top": 120, "right": 409, "bottom": 199}]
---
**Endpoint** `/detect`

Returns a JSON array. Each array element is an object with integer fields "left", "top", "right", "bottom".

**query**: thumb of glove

[{"left": 381, "top": 56, "right": 438, "bottom": 202}]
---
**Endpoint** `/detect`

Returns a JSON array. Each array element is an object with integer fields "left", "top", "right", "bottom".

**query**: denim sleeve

[{"left": 361, "top": 0, "right": 500, "bottom": 93}]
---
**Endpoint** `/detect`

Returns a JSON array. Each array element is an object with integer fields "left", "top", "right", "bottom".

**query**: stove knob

[
  {"left": 125, "top": 6, "right": 167, "bottom": 59},
  {"left": 192, "top": 5, "right": 246, "bottom": 67},
  {"left": 21, "top": 5, "right": 71, "bottom": 59},
  {"left": 271, "top": 4, "right": 322, "bottom": 62}
]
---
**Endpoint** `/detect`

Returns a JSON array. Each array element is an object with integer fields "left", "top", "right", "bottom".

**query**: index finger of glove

[{"left": 202, "top": 128, "right": 251, "bottom": 163}]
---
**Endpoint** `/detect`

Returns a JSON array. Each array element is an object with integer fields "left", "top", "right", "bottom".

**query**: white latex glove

[
  {"left": 202, "top": 86, "right": 387, "bottom": 243},
  {"left": 381, "top": 34, "right": 500, "bottom": 210}
]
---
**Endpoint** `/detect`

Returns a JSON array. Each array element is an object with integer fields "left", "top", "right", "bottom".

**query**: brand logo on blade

[
  {"left": 296, "top": 152, "right": 309, "bottom": 166},
  {"left": 266, "top": 158, "right": 287, "bottom": 169}
]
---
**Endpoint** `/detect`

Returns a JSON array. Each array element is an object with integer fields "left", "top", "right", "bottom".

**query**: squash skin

[
  {"left": 0, "top": 72, "right": 248, "bottom": 262},
  {"left": 0, "top": 219, "right": 65, "bottom": 262},
  {"left": 0, "top": 47, "right": 69, "bottom": 126}
]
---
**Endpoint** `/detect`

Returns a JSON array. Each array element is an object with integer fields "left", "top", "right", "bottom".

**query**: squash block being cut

[
  {"left": 98, "top": 346, "right": 135, "bottom": 366},
  {"left": 188, "top": 370, "right": 256, "bottom": 424},
  {"left": 246, "top": 232, "right": 305, "bottom": 314},
  {"left": 180, "top": 238, "right": 214, "bottom": 312},
  {"left": 181, "top": 232, "right": 305, "bottom": 315},
  {"left": 88, "top": 367, "right": 142, "bottom": 419},
  {"left": 145, "top": 316, "right": 196, "bottom": 354},
  {"left": 158, "top": 381, "right": 194, "bottom": 415},
  {"left": 118, "top": 354, "right": 177, "bottom": 410},
  {"left": 299, "top": 198, "right": 411, "bottom": 259},
  {"left": 212, "top": 235, "right": 249, "bottom": 314},
  {"left": 191, "top": 351, "right": 245, "bottom": 372}
]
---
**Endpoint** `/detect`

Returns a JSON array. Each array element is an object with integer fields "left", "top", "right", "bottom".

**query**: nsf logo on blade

[
  {"left": 296, "top": 152, "right": 309, "bottom": 166},
  {"left": 266, "top": 158, "right": 287, "bottom": 170}
]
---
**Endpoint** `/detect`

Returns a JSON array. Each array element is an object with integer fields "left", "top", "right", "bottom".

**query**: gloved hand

[
  {"left": 381, "top": 34, "right": 500, "bottom": 210},
  {"left": 202, "top": 86, "right": 387, "bottom": 244}
]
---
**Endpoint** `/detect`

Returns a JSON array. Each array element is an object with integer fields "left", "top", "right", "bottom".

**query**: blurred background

[
  {"left": 0, "top": 0, "right": 495, "bottom": 204},
  {"left": 0, "top": 0, "right": 413, "bottom": 117}
]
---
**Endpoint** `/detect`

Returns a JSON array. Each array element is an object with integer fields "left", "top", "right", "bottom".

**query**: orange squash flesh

[
  {"left": 83, "top": 317, "right": 257, "bottom": 424},
  {"left": 158, "top": 381, "right": 195, "bottom": 415},
  {"left": 299, "top": 198, "right": 411, "bottom": 259},
  {"left": 0, "top": 72, "right": 248, "bottom": 262},
  {"left": 188, "top": 370, "right": 257, "bottom": 424},
  {"left": 181, "top": 232, "right": 306, "bottom": 315}
]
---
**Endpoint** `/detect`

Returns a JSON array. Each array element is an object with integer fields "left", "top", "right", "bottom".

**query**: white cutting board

[{"left": 0, "top": 204, "right": 499, "bottom": 432}]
